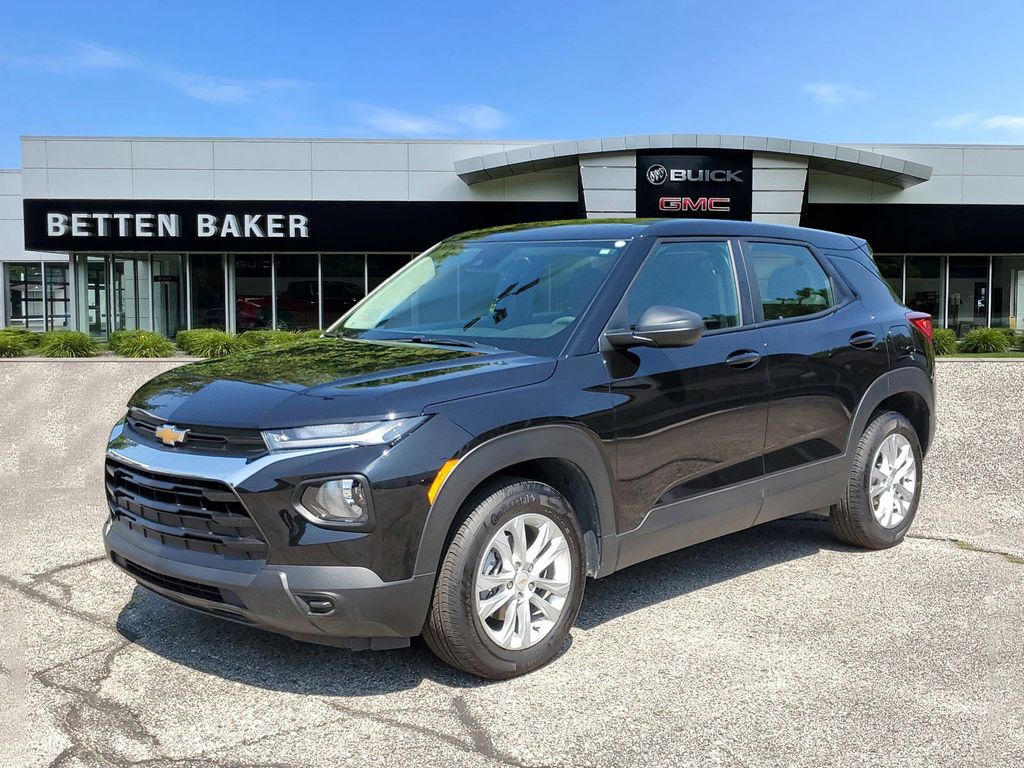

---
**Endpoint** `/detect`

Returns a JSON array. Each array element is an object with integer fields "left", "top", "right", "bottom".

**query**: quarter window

[
  {"left": 748, "top": 242, "right": 835, "bottom": 321},
  {"left": 623, "top": 241, "right": 740, "bottom": 329}
]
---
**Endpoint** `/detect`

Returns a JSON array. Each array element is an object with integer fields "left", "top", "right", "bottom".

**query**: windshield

[{"left": 328, "top": 238, "right": 628, "bottom": 355}]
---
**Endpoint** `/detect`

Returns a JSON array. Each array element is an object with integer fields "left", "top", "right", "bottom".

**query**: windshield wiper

[{"left": 385, "top": 335, "right": 494, "bottom": 349}]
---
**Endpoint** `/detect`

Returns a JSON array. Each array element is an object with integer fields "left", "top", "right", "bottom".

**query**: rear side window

[
  {"left": 622, "top": 241, "right": 740, "bottom": 329},
  {"left": 748, "top": 242, "right": 835, "bottom": 321}
]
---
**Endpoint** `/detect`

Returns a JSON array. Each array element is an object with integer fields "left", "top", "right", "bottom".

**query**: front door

[{"left": 607, "top": 239, "right": 769, "bottom": 568}]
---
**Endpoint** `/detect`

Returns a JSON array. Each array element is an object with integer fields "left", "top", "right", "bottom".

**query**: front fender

[{"left": 412, "top": 424, "right": 619, "bottom": 578}]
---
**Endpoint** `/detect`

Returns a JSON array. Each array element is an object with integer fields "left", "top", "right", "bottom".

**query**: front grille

[
  {"left": 114, "top": 554, "right": 226, "bottom": 604},
  {"left": 126, "top": 408, "right": 267, "bottom": 456},
  {"left": 105, "top": 456, "right": 268, "bottom": 559}
]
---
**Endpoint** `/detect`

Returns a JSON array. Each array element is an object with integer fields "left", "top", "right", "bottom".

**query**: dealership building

[{"left": 3, "top": 133, "right": 1024, "bottom": 337}]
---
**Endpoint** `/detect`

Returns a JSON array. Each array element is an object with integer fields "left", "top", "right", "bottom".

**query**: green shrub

[
  {"left": 957, "top": 327, "right": 1011, "bottom": 354},
  {"left": 0, "top": 332, "right": 30, "bottom": 358},
  {"left": 175, "top": 328, "right": 242, "bottom": 358},
  {"left": 931, "top": 327, "right": 957, "bottom": 356},
  {"left": 114, "top": 330, "right": 176, "bottom": 358},
  {"left": 109, "top": 329, "right": 148, "bottom": 355},
  {"left": 238, "top": 329, "right": 303, "bottom": 348},
  {"left": 300, "top": 329, "right": 325, "bottom": 339},
  {"left": 0, "top": 327, "right": 41, "bottom": 350},
  {"left": 38, "top": 330, "right": 99, "bottom": 358}
]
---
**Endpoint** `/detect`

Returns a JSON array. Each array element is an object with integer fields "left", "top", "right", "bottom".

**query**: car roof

[{"left": 454, "top": 218, "right": 865, "bottom": 251}]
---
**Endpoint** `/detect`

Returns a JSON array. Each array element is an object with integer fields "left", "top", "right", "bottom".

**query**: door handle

[
  {"left": 849, "top": 330, "right": 878, "bottom": 349},
  {"left": 725, "top": 350, "right": 762, "bottom": 369}
]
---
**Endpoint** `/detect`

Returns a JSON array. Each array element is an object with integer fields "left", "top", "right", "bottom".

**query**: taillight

[{"left": 907, "top": 311, "right": 933, "bottom": 340}]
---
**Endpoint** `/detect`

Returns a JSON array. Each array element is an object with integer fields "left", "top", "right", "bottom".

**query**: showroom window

[
  {"left": 992, "top": 255, "right": 1024, "bottom": 330},
  {"left": 5, "top": 263, "right": 44, "bottom": 330},
  {"left": 5, "top": 261, "right": 72, "bottom": 331}
]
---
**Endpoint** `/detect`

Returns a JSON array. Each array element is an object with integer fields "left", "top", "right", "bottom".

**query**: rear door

[
  {"left": 607, "top": 238, "right": 770, "bottom": 568},
  {"left": 739, "top": 239, "right": 889, "bottom": 521}
]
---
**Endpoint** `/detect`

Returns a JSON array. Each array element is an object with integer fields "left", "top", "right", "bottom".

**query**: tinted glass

[
  {"left": 234, "top": 255, "right": 272, "bottom": 330},
  {"left": 190, "top": 254, "right": 226, "bottom": 330},
  {"left": 5, "top": 263, "right": 44, "bottom": 330},
  {"left": 335, "top": 239, "right": 626, "bottom": 355},
  {"left": 622, "top": 241, "right": 739, "bottom": 329},
  {"left": 947, "top": 256, "right": 988, "bottom": 335},
  {"left": 45, "top": 262, "right": 71, "bottom": 330},
  {"left": 322, "top": 254, "right": 366, "bottom": 327},
  {"left": 992, "top": 255, "right": 1024, "bottom": 330},
  {"left": 874, "top": 254, "right": 904, "bottom": 301},
  {"left": 748, "top": 242, "right": 834, "bottom": 320},
  {"left": 905, "top": 255, "right": 945, "bottom": 321},
  {"left": 274, "top": 253, "right": 318, "bottom": 330}
]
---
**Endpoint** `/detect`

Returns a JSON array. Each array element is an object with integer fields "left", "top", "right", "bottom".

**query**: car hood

[{"left": 127, "top": 338, "right": 556, "bottom": 428}]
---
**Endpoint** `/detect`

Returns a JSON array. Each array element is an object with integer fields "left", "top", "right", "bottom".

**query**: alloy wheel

[
  {"left": 869, "top": 433, "right": 917, "bottom": 529},
  {"left": 473, "top": 513, "right": 573, "bottom": 650}
]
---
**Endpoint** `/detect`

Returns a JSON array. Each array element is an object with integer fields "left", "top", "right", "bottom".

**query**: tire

[
  {"left": 830, "top": 410, "right": 923, "bottom": 549},
  {"left": 422, "top": 478, "right": 586, "bottom": 679}
]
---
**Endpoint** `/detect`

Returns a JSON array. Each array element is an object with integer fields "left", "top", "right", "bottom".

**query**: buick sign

[{"left": 635, "top": 152, "right": 753, "bottom": 220}]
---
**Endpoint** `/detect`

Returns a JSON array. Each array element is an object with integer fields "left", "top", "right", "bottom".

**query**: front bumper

[
  {"left": 104, "top": 516, "right": 433, "bottom": 648},
  {"left": 103, "top": 422, "right": 446, "bottom": 647}
]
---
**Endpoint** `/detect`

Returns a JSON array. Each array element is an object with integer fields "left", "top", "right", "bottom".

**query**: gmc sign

[{"left": 636, "top": 152, "right": 753, "bottom": 220}]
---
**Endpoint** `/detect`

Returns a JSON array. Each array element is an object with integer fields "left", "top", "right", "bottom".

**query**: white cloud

[
  {"left": 0, "top": 40, "right": 310, "bottom": 105},
  {"left": 803, "top": 82, "right": 872, "bottom": 107},
  {"left": 934, "top": 111, "right": 982, "bottom": 129},
  {"left": 348, "top": 102, "right": 507, "bottom": 136},
  {"left": 933, "top": 111, "right": 1024, "bottom": 135},
  {"left": 979, "top": 114, "right": 1024, "bottom": 133}
]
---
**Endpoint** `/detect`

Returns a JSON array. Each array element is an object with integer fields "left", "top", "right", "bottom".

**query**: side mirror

[{"left": 606, "top": 305, "right": 706, "bottom": 349}]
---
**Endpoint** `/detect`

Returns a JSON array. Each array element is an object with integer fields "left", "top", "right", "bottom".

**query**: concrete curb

[{"left": 0, "top": 356, "right": 200, "bottom": 362}]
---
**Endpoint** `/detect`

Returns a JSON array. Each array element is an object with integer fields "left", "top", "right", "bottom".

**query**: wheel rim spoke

[
  {"left": 530, "top": 593, "right": 562, "bottom": 623},
  {"left": 477, "top": 588, "right": 514, "bottom": 621},
  {"left": 473, "top": 510, "right": 574, "bottom": 651},
  {"left": 532, "top": 575, "right": 571, "bottom": 597},
  {"left": 514, "top": 599, "right": 532, "bottom": 649},
  {"left": 869, "top": 433, "right": 917, "bottom": 529}
]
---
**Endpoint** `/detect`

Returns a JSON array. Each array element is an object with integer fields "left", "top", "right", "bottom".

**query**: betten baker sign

[
  {"left": 635, "top": 151, "right": 753, "bottom": 220},
  {"left": 22, "top": 198, "right": 580, "bottom": 253}
]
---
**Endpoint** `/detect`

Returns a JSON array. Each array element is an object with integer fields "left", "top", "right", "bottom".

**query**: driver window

[{"left": 623, "top": 241, "right": 740, "bottom": 329}]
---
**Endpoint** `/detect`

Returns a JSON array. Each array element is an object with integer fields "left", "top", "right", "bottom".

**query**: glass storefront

[
  {"left": 904, "top": 255, "right": 946, "bottom": 322},
  {"left": 947, "top": 257, "right": 989, "bottom": 336},
  {"left": 152, "top": 255, "right": 185, "bottom": 338},
  {"left": 36, "top": 252, "right": 412, "bottom": 338},
  {"left": 233, "top": 254, "right": 272, "bottom": 331},
  {"left": 4, "top": 263, "right": 44, "bottom": 331},
  {"left": 274, "top": 253, "right": 319, "bottom": 330},
  {"left": 992, "top": 256, "right": 1024, "bottom": 330},
  {"left": 190, "top": 254, "right": 227, "bottom": 330}
]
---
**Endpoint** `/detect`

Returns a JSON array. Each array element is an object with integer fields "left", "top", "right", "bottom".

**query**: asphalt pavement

[{"left": 1, "top": 358, "right": 1021, "bottom": 767}]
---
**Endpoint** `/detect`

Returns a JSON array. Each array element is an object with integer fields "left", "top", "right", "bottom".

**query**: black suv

[{"left": 104, "top": 219, "right": 935, "bottom": 678}]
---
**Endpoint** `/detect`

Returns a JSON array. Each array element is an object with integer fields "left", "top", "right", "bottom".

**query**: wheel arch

[
  {"left": 413, "top": 424, "right": 619, "bottom": 579},
  {"left": 845, "top": 367, "right": 935, "bottom": 461}
]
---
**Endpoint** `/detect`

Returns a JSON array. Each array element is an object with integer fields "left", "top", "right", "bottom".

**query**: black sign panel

[
  {"left": 636, "top": 152, "right": 753, "bottom": 220},
  {"left": 23, "top": 198, "right": 579, "bottom": 253}
]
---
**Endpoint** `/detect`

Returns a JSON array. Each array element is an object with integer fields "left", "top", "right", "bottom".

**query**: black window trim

[
  {"left": 737, "top": 237, "right": 855, "bottom": 328},
  {"left": 602, "top": 236, "right": 755, "bottom": 341}
]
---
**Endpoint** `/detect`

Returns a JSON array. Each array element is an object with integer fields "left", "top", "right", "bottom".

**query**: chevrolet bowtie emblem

[{"left": 154, "top": 424, "right": 190, "bottom": 446}]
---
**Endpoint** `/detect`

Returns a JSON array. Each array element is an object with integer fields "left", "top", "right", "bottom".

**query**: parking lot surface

[{"left": 1, "top": 359, "right": 1022, "bottom": 767}]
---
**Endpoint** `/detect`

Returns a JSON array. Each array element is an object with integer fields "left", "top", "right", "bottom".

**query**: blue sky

[{"left": 2, "top": 0, "right": 1024, "bottom": 167}]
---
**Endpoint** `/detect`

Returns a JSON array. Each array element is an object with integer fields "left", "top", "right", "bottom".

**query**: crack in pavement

[
  {"left": 452, "top": 695, "right": 531, "bottom": 767},
  {"left": 775, "top": 516, "right": 1024, "bottom": 565},
  {"left": 905, "top": 533, "right": 1024, "bottom": 564},
  {"left": 29, "top": 554, "right": 108, "bottom": 602}
]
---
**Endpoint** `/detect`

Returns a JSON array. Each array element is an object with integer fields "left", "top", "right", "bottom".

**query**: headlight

[
  {"left": 298, "top": 477, "right": 372, "bottom": 526},
  {"left": 262, "top": 416, "right": 427, "bottom": 451}
]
